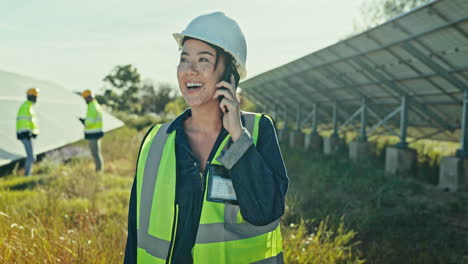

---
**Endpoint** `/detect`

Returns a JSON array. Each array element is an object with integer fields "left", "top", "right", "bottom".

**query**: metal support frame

[
  {"left": 247, "top": 88, "right": 297, "bottom": 122},
  {"left": 334, "top": 99, "right": 370, "bottom": 142},
  {"left": 396, "top": 95, "right": 409, "bottom": 148},
  {"left": 242, "top": 14, "right": 468, "bottom": 95},
  {"left": 239, "top": 9, "right": 468, "bottom": 146},
  {"left": 400, "top": 41, "right": 467, "bottom": 92},
  {"left": 338, "top": 106, "right": 361, "bottom": 130},
  {"left": 366, "top": 96, "right": 408, "bottom": 146},
  {"left": 368, "top": 107, "right": 401, "bottom": 137},
  {"left": 315, "top": 52, "right": 403, "bottom": 130},
  {"left": 457, "top": 89, "right": 468, "bottom": 157},
  {"left": 351, "top": 56, "right": 454, "bottom": 131},
  {"left": 248, "top": 80, "right": 315, "bottom": 122},
  {"left": 312, "top": 104, "right": 318, "bottom": 135},
  {"left": 295, "top": 105, "right": 301, "bottom": 131},
  {"left": 300, "top": 105, "right": 314, "bottom": 129},
  {"left": 245, "top": 92, "right": 297, "bottom": 131},
  {"left": 285, "top": 77, "right": 350, "bottom": 122},
  {"left": 267, "top": 88, "right": 313, "bottom": 127},
  {"left": 359, "top": 97, "right": 368, "bottom": 142},
  {"left": 332, "top": 100, "right": 339, "bottom": 138},
  {"left": 364, "top": 33, "right": 460, "bottom": 105}
]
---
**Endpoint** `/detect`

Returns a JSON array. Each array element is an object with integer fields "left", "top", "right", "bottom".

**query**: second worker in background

[{"left": 79, "top": 89, "right": 104, "bottom": 172}]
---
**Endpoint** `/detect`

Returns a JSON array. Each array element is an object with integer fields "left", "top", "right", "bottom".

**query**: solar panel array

[
  {"left": 0, "top": 70, "right": 124, "bottom": 166},
  {"left": 240, "top": 0, "right": 468, "bottom": 142}
]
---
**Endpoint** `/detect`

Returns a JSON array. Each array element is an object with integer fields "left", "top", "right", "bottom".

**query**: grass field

[{"left": 1, "top": 124, "right": 467, "bottom": 263}]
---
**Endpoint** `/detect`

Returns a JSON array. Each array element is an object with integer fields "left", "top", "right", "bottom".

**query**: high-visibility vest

[
  {"left": 136, "top": 112, "right": 283, "bottom": 264},
  {"left": 84, "top": 100, "right": 103, "bottom": 139},
  {"left": 16, "top": 100, "right": 39, "bottom": 139}
]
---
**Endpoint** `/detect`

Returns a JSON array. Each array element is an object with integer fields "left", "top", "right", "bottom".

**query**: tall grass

[
  {"left": 0, "top": 126, "right": 141, "bottom": 264},
  {"left": 282, "top": 144, "right": 468, "bottom": 264},
  {"left": 2, "top": 121, "right": 468, "bottom": 263}
]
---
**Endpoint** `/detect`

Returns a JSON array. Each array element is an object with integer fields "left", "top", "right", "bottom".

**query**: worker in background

[
  {"left": 79, "top": 89, "right": 104, "bottom": 172},
  {"left": 16, "top": 88, "right": 40, "bottom": 176}
]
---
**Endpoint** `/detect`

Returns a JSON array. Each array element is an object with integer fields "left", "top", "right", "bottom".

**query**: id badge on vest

[{"left": 207, "top": 164, "right": 238, "bottom": 204}]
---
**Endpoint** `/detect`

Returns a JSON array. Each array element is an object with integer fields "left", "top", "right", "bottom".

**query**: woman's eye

[
  {"left": 180, "top": 57, "right": 188, "bottom": 63},
  {"left": 199, "top": 58, "right": 209, "bottom": 62}
]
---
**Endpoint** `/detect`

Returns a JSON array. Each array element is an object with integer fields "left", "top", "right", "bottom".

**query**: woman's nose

[{"left": 187, "top": 62, "right": 200, "bottom": 74}]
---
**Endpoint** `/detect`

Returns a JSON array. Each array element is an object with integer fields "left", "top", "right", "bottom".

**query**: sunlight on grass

[{"left": 2, "top": 123, "right": 468, "bottom": 263}]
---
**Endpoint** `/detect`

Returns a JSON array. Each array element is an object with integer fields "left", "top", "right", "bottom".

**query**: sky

[{"left": 0, "top": 0, "right": 365, "bottom": 93}]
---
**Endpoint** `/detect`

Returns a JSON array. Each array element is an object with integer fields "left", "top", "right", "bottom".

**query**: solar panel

[
  {"left": 0, "top": 70, "right": 124, "bottom": 166},
  {"left": 240, "top": 0, "right": 468, "bottom": 142}
]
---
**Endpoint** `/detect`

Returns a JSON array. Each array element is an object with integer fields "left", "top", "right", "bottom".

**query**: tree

[
  {"left": 102, "top": 64, "right": 141, "bottom": 113},
  {"left": 353, "top": 0, "right": 431, "bottom": 33},
  {"left": 140, "top": 81, "right": 177, "bottom": 114},
  {"left": 164, "top": 96, "right": 188, "bottom": 117},
  {"left": 100, "top": 64, "right": 180, "bottom": 115},
  {"left": 139, "top": 80, "right": 157, "bottom": 114}
]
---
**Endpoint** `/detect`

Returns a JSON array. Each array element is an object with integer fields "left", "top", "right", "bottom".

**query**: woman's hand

[{"left": 213, "top": 75, "right": 243, "bottom": 141}]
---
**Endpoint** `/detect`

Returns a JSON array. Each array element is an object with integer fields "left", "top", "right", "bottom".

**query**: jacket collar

[{"left": 166, "top": 108, "right": 246, "bottom": 134}]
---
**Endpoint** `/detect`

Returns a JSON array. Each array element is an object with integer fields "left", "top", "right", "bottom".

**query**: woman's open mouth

[{"left": 186, "top": 82, "right": 204, "bottom": 93}]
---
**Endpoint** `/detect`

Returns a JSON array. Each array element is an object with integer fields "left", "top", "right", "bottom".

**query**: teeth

[{"left": 187, "top": 82, "right": 203, "bottom": 88}]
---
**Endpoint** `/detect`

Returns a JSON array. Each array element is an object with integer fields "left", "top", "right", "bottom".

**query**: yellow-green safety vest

[
  {"left": 85, "top": 100, "right": 103, "bottom": 135},
  {"left": 16, "top": 100, "right": 39, "bottom": 137},
  {"left": 136, "top": 112, "right": 283, "bottom": 264}
]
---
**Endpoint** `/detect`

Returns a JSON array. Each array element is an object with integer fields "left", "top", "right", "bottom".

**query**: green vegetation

[
  {"left": 2, "top": 118, "right": 468, "bottom": 263},
  {"left": 0, "top": 127, "right": 140, "bottom": 264},
  {"left": 97, "top": 64, "right": 180, "bottom": 116},
  {"left": 353, "top": 0, "right": 431, "bottom": 33},
  {"left": 282, "top": 144, "right": 468, "bottom": 264}
]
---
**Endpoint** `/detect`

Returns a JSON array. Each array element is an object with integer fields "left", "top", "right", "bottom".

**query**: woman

[{"left": 124, "top": 12, "right": 289, "bottom": 264}]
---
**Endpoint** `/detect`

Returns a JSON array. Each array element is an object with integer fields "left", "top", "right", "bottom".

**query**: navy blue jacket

[{"left": 124, "top": 110, "right": 289, "bottom": 264}]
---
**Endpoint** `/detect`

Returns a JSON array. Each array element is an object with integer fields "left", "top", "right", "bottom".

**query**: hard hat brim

[{"left": 173, "top": 32, "right": 247, "bottom": 80}]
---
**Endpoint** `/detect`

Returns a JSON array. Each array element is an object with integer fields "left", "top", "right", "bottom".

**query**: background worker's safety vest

[
  {"left": 16, "top": 100, "right": 40, "bottom": 139},
  {"left": 136, "top": 112, "right": 283, "bottom": 264},
  {"left": 84, "top": 100, "right": 103, "bottom": 139}
]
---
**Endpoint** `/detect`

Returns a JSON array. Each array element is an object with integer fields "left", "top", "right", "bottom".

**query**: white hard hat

[{"left": 173, "top": 12, "right": 247, "bottom": 80}]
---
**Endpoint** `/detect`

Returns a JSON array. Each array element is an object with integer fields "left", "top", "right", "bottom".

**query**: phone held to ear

[{"left": 217, "top": 62, "right": 240, "bottom": 103}]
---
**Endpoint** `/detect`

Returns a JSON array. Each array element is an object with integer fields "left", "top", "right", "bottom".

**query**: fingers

[
  {"left": 216, "top": 74, "right": 236, "bottom": 96},
  {"left": 213, "top": 87, "right": 235, "bottom": 101},
  {"left": 219, "top": 96, "right": 239, "bottom": 113}
]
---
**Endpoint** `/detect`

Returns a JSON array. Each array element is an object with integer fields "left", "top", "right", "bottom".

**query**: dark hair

[{"left": 182, "top": 37, "right": 236, "bottom": 75}]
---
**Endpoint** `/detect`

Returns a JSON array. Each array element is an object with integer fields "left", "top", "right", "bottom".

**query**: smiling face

[{"left": 177, "top": 38, "right": 225, "bottom": 107}]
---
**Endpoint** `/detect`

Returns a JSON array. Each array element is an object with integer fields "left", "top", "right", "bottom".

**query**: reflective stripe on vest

[
  {"left": 16, "top": 100, "right": 39, "bottom": 135},
  {"left": 85, "top": 101, "right": 103, "bottom": 134},
  {"left": 136, "top": 112, "right": 283, "bottom": 264},
  {"left": 137, "top": 122, "right": 177, "bottom": 263}
]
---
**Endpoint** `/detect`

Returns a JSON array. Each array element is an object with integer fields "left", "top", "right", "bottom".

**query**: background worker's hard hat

[
  {"left": 81, "top": 89, "right": 93, "bottom": 98},
  {"left": 173, "top": 12, "right": 248, "bottom": 80},
  {"left": 26, "top": 88, "right": 39, "bottom": 96}
]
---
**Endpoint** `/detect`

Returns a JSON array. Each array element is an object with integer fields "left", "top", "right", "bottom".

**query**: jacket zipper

[{"left": 200, "top": 171, "right": 204, "bottom": 192}]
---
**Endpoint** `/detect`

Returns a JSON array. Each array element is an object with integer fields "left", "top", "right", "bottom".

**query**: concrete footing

[
  {"left": 349, "top": 141, "right": 376, "bottom": 162},
  {"left": 439, "top": 156, "right": 468, "bottom": 192},
  {"left": 385, "top": 147, "right": 417, "bottom": 176},
  {"left": 324, "top": 136, "right": 343, "bottom": 155},
  {"left": 305, "top": 134, "right": 323, "bottom": 151},
  {"left": 289, "top": 131, "right": 305, "bottom": 148}
]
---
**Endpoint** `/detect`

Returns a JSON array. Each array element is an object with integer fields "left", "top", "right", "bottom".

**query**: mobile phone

[{"left": 217, "top": 62, "right": 240, "bottom": 102}]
